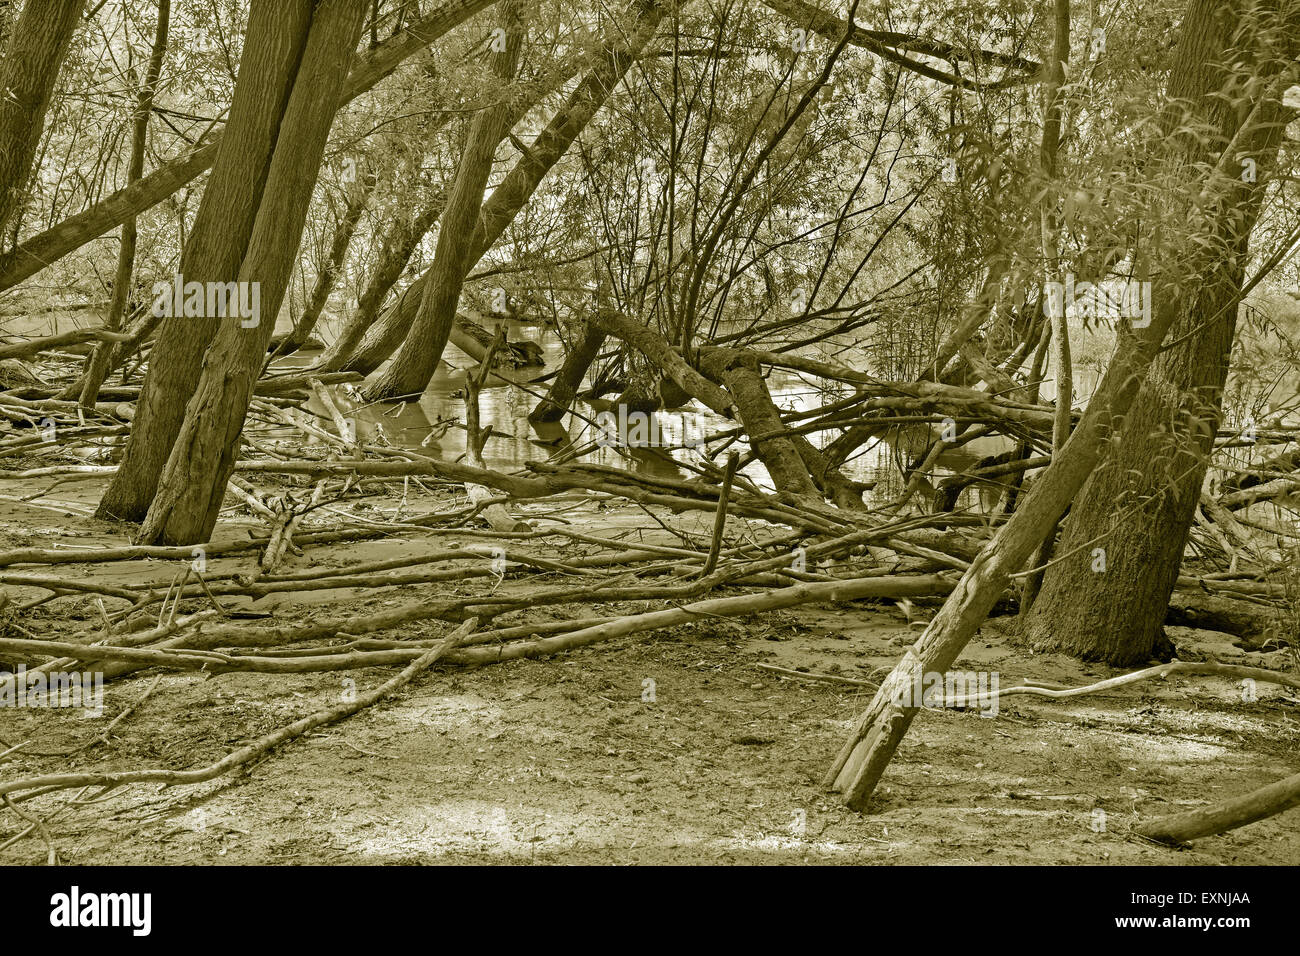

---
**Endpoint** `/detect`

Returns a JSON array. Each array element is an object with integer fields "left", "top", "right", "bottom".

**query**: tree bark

[
  {"left": 1020, "top": 1, "right": 1297, "bottom": 665},
  {"left": 137, "top": 0, "right": 368, "bottom": 544},
  {"left": 824, "top": 0, "right": 1290, "bottom": 811},
  {"left": 96, "top": 0, "right": 316, "bottom": 524},
  {"left": 79, "top": 0, "right": 171, "bottom": 409},
  {"left": 0, "top": 0, "right": 83, "bottom": 237},
  {"left": 364, "top": 1, "right": 524, "bottom": 401}
]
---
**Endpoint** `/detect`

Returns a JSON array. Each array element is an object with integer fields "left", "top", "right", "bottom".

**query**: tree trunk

[
  {"left": 529, "top": 318, "right": 606, "bottom": 424},
  {"left": 0, "top": 0, "right": 494, "bottom": 293},
  {"left": 1136, "top": 769, "right": 1300, "bottom": 845},
  {"left": 698, "top": 349, "right": 819, "bottom": 500},
  {"left": 79, "top": 0, "right": 171, "bottom": 409},
  {"left": 319, "top": 195, "right": 442, "bottom": 371},
  {"left": 96, "top": 0, "right": 315, "bottom": 524},
  {"left": 364, "top": 1, "right": 524, "bottom": 401},
  {"left": 824, "top": 0, "right": 1291, "bottom": 811},
  {"left": 1020, "top": 2, "right": 1296, "bottom": 665},
  {"left": 138, "top": 0, "right": 368, "bottom": 545},
  {"left": 0, "top": 0, "right": 83, "bottom": 237},
  {"left": 273, "top": 171, "right": 374, "bottom": 358}
]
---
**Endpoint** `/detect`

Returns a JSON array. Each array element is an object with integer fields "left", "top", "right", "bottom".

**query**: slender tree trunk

[
  {"left": 323, "top": 197, "right": 443, "bottom": 372},
  {"left": 1019, "top": 0, "right": 1070, "bottom": 614},
  {"left": 273, "top": 171, "right": 374, "bottom": 358},
  {"left": 96, "top": 0, "right": 315, "bottom": 524},
  {"left": 0, "top": 0, "right": 83, "bottom": 237},
  {"left": 138, "top": 0, "right": 368, "bottom": 545},
  {"left": 1020, "top": 2, "right": 1297, "bottom": 665},
  {"left": 80, "top": 0, "right": 171, "bottom": 409},
  {"left": 0, "top": 0, "right": 495, "bottom": 293},
  {"left": 355, "top": 0, "right": 666, "bottom": 384},
  {"left": 364, "top": 1, "right": 524, "bottom": 401}
]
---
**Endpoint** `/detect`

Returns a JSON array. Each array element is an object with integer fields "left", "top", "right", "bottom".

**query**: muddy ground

[{"left": 1, "top": 475, "right": 1297, "bottom": 865}]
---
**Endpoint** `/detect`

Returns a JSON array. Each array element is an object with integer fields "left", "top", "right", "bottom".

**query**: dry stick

[
  {"left": 259, "top": 615, "right": 622, "bottom": 655},
  {"left": 23, "top": 676, "right": 165, "bottom": 757},
  {"left": 0, "top": 619, "right": 475, "bottom": 801},
  {"left": 258, "top": 479, "right": 327, "bottom": 575},
  {"left": 1, "top": 794, "right": 58, "bottom": 864},
  {"left": 937, "top": 661, "right": 1300, "bottom": 708},
  {"left": 700, "top": 451, "right": 739, "bottom": 577},
  {"left": 25, "top": 611, "right": 220, "bottom": 677},
  {"left": 445, "top": 573, "right": 957, "bottom": 665},
  {"left": 463, "top": 326, "right": 530, "bottom": 532},
  {"left": 308, "top": 377, "right": 358, "bottom": 455},
  {"left": 755, "top": 662, "right": 879, "bottom": 688},
  {"left": 0, "top": 574, "right": 956, "bottom": 673},
  {"left": 1135, "top": 769, "right": 1300, "bottom": 846},
  {"left": 0, "top": 538, "right": 271, "bottom": 569}
]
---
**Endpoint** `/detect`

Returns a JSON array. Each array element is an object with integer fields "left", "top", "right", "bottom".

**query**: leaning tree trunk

[
  {"left": 364, "top": 3, "right": 523, "bottom": 401},
  {"left": 357, "top": 0, "right": 666, "bottom": 386},
  {"left": 319, "top": 194, "right": 442, "bottom": 371},
  {"left": 824, "top": 0, "right": 1291, "bottom": 811},
  {"left": 272, "top": 170, "right": 374, "bottom": 358},
  {"left": 1020, "top": 4, "right": 1297, "bottom": 666},
  {"left": 0, "top": 0, "right": 83, "bottom": 236},
  {"left": 138, "top": 0, "right": 368, "bottom": 545},
  {"left": 96, "top": 0, "right": 315, "bottom": 524},
  {"left": 528, "top": 317, "right": 606, "bottom": 424},
  {"left": 79, "top": 0, "right": 171, "bottom": 409}
]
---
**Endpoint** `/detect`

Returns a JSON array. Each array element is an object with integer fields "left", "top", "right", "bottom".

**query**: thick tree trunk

[
  {"left": 698, "top": 349, "right": 819, "bottom": 500},
  {"left": 138, "top": 0, "right": 368, "bottom": 545},
  {"left": 699, "top": 345, "right": 865, "bottom": 508},
  {"left": 364, "top": 2, "right": 524, "bottom": 401},
  {"left": 824, "top": 0, "right": 1290, "bottom": 811},
  {"left": 80, "top": 0, "right": 171, "bottom": 409},
  {"left": 1020, "top": 3, "right": 1296, "bottom": 665},
  {"left": 273, "top": 172, "right": 374, "bottom": 357},
  {"left": 96, "top": 0, "right": 315, "bottom": 524},
  {"left": 0, "top": 0, "right": 83, "bottom": 236}
]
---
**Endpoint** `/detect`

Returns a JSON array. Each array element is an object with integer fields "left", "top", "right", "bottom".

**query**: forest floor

[{"left": 1, "top": 475, "right": 1298, "bottom": 865}]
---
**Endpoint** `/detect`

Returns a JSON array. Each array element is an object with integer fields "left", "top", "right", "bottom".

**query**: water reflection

[{"left": 289, "top": 319, "right": 904, "bottom": 498}]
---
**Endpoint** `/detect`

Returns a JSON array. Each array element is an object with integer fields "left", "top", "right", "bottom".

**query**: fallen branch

[{"left": 1135, "top": 769, "right": 1300, "bottom": 846}]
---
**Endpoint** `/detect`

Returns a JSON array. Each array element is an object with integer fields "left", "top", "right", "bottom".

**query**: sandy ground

[{"left": 1, "top": 476, "right": 1298, "bottom": 865}]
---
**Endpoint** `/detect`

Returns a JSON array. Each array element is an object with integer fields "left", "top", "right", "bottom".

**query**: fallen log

[{"left": 1136, "top": 769, "right": 1300, "bottom": 846}]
